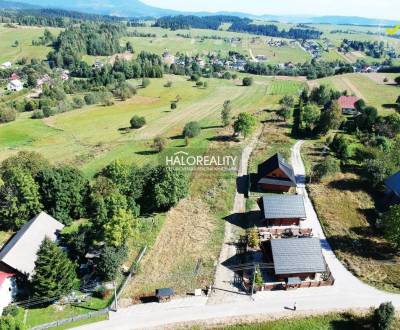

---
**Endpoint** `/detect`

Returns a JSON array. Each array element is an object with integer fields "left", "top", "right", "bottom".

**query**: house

[
  {"left": 257, "top": 153, "right": 297, "bottom": 192},
  {"left": 258, "top": 195, "right": 306, "bottom": 226},
  {"left": 338, "top": 96, "right": 360, "bottom": 115},
  {"left": 36, "top": 74, "right": 52, "bottom": 88},
  {"left": 384, "top": 171, "right": 400, "bottom": 204},
  {"left": 0, "top": 269, "right": 16, "bottom": 315},
  {"left": 162, "top": 50, "right": 175, "bottom": 65},
  {"left": 1, "top": 61, "right": 12, "bottom": 69},
  {"left": 7, "top": 79, "right": 23, "bottom": 92},
  {"left": 0, "top": 212, "right": 64, "bottom": 279},
  {"left": 270, "top": 238, "right": 327, "bottom": 282}
]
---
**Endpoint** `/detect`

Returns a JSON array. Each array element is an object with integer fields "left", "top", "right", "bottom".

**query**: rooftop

[
  {"left": 0, "top": 212, "right": 64, "bottom": 278},
  {"left": 260, "top": 195, "right": 307, "bottom": 219},
  {"left": 271, "top": 238, "right": 326, "bottom": 275},
  {"left": 338, "top": 96, "right": 359, "bottom": 110},
  {"left": 257, "top": 153, "right": 296, "bottom": 185},
  {"left": 385, "top": 171, "right": 400, "bottom": 198}
]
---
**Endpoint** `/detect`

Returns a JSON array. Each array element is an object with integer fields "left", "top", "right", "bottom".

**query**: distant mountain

[
  {"left": 0, "top": 0, "right": 40, "bottom": 10},
  {"left": 1, "top": 0, "right": 398, "bottom": 26}
]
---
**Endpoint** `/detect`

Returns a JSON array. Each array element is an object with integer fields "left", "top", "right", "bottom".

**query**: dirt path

[{"left": 207, "top": 125, "right": 263, "bottom": 305}]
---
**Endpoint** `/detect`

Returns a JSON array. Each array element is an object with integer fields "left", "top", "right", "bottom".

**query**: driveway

[{"left": 74, "top": 141, "right": 400, "bottom": 330}]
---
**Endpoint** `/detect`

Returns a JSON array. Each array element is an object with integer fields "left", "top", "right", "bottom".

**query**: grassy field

[
  {"left": 0, "top": 24, "right": 61, "bottom": 63},
  {"left": 210, "top": 312, "right": 400, "bottom": 330},
  {"left": 311, "top": 73, "right": 400, "bottom": 115},
  {"left": 266, "top": 79, "right": 306, "bottom": 96},
  {"left": 303, "top": 141, "right": 400, "bottom": 293}
]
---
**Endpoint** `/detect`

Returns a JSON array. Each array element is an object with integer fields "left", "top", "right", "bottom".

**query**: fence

[
  {"left": 29, "top": 246, "right": 147, "bottom": 330},
  {"left": 30, "top": 309, "right": 109, "bottom": 330}
]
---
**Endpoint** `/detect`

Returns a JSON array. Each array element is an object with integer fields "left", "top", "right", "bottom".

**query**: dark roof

[
  {"left": 257, "top": 153, "right": 296, "bottom": 185},
  {"left": 385, "top": 171, "right": 400, "bottom": 198},
  {"left": 261, "top": 195, "right": 306, "bottom": 219},
  {"left": 155, "top": 288, "right": 174, "bottom": 297},
  {"left": 271, "top": 238, "right": 326, "bottom": 275}
]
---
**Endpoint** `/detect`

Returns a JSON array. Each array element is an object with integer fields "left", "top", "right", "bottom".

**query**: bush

[
  {"left": 242, "top": 77, "right": 253, "bottom": 86},
  {"left": 43, "top": 106, "right": 56, "bottom": 118},
  {"left": 1, "top": 304, "right": 20, "bottom": 317},
  {"left": 170, "top": 102, "right": 177, "bottom": 110},
  {"left": 373, "top": 302, "right": 395, "bottom": 330},
  {"left": 84, "top": 93, "right": 98, "bottom": 105},
  {"left": 31, "top": 109, "right": 45, "bottom": 119},
  {"left": 190, "top": 74, "right": 200, "bottom": 82},
  {"left": 130, "top": 115, "right": 146, "bottom": 129},
  {"left": 153, "top": 136, "right": 167, "bottom": 153},
  {"left": 72, "top": 96, "right": 85, "bottom": 109},
  {"left": 0, "top": 107, "right": 16, "bottom": 123},
  {"left": 142, "top": 78, "right": 150, "bottom": 88},
  {"left": 183, "top": 121, "right": 201, "bottom": 138},
  {"left": 313, "top": 156, "right": 340, "bottom": 181},
  {"left": 223, "top": 71, "right": 232, "bottom": 80},
  {"left": 164, "top": 81, "right": 173, "bottom": 87},
  {"left": 246, "top": 226, "right": 260, "bottom": 248},
  {"left": 196, "top": 81, "right": 203, "bottom": 87}
]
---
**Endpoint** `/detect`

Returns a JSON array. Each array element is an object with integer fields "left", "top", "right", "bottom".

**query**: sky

[{"left": 142, "top": 0, "right": 400, "bottom": 20}]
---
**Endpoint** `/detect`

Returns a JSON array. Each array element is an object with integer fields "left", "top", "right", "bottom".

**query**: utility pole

[
  {"left": 113, "top": 280, "right": 118, "bottom": 312},
  {"left": 250, "top": 264, "right": 256, "bottom": 299}
]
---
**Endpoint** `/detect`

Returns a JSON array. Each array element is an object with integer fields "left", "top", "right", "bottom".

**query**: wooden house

[
  {"left": 258, "top": 195, "right": 306, "bottom": 226},
  {"left": 257, "top": 153, "right": 297, "bottom": 192}
]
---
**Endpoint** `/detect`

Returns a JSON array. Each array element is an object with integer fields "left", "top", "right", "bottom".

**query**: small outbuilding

[
  {"left": 258, "top": 194, "right": 307, "bottom": 226},
  {"left": 338, "top": 96, "right": 360, "bottom": 115},
  {"left": 155, "top": 288, "right": 174, "bottom": 302},
  {"left": 257, "top": 153, "right": 297, "bottom": 192}
]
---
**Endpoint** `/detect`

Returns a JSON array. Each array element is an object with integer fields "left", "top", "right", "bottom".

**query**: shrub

[
  {"left": 373, "top": 302, "right": 395, "bottom": 330},
  {"left": 84, "top": 93, "right": 98, "bottom": 105},
  {"left": 313, "top": 156, "right": 340, "bottom": 181},
  {"left": 223, "top": 71, "right": 232, "bottom": 80},
  {"left": 164, "top": 81, "right": 173, "bottom": 87},
  {"left": 196, "top": 81, "right": 203, "bottom": 87},
  {"left": 170, "top": 102, "right": 177, "bottom": 110},
  {"left": 242, "top": 77, "right": 253, "bottom": 86},
  {"left": 183, "top": 121, "right": 201, "bottom": 138},
  {"left": 130, "top": 115, "right": 146, "bottom": 129},
  {"left": 31, "top": 110, "right": 45, "bottom": 119},
  {"left": 142, "top": 78, "right": 150, "bottom": 88},
  {"left": 190, "top": 74, "right": 200, "bottom": 82},
  {"left": 233, "top": 112, "right": 257, "bottom": 138},
  {"left": 153, "top": 136, "right": 167, "bottom": 153},
  {"left": 1, "top": 304, "right": 20, "bottom": 317},
  {"left": 42, "top": 106, "right": 56, "bottom": 118},
  {"left": 0, "top": 107, "right": 16, "bottom": 123},
  {"left": 72, "top": 96, "right": 85, "bottom": 109},
  {"left": 246, "top": 226, "right": 260, "bottom": 248}
]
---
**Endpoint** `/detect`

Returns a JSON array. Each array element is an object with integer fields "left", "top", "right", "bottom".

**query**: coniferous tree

[{"left": 31, "top": 238, "right": 77, "bottom": 298}]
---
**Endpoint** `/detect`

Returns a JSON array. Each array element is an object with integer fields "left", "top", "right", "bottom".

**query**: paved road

[{"left": 75, "top": 141, "right": 400, "bottom": 330}]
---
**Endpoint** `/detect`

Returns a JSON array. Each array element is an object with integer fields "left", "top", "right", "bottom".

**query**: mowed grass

[
  {"left": 266, "top": 79, "right": 305, "bottom": 96},
  {"left": 303, "top": 141, "right": 400, "bottom": 293},
  {"left": 0, "top": 25, "right": 61, "bottom": 63},
  {"left": 214, "top": 312, "right": 400, "bottom": 330},
  {"left": 313, "top": 73, "right": 400, "bottom": 115},
  {"left": 0, "top": 75, "right": 272, "bottom": 177}
]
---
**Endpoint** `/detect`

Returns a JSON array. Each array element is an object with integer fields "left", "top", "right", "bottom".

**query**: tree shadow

[
  {"left": 328, "top": 178, "right": 367, "bottom": 192},
  {"left": 382, "top": 103, "right": 398, "bottom": 109},
  {"left": 207, "top": 135, "right": 234, "bottom": 142},
  {"left": 135, "top": 150, "right": 158, "bottom": 156},
  {"left": 237, "top": 174, "right": 249, "bottom": 195},
  {"left": 169, "top": 134, "right": 184, "bottom": 140},
  {"left": 202, "top": 125, "right": 223, "bottom": 130},
  {"left": 224, "top": 211, "right": 262, "bottom": 230},
  {"left": 327, "top": 234, "right": 398, "bottom": 261},
  {"left": 118, "top": 127, "right": 131, "bottom": 134}
]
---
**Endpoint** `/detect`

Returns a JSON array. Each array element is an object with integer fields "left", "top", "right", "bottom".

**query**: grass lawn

[
  {"left": 0, "top": 230, "right": 12, "bottom": 247},
  {"left": 314, "top": 73, "right": 399, "bottom": 115},
  {"left": 24, "top": 297, "right": 108, "bottom": 328},
  {"left": 49, "top": 314, "right": 108, "bottom": 330},
  {"left": 211, "top": 312, "right": 400, "bottom": 330},
  {"left": 0, "top": 24, "right": 61, "bottom": 63},
  {"left": 266, "top": 79, "right": 305, "bottom": 96},
  {"left": 303, "top": 140, "right": 400, "bottom": 293}
]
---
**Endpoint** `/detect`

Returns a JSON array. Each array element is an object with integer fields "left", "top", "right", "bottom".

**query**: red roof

[
  {"left": 338, "top": 96, "right": 359, "bottom": 109},
  {"left": 9, "top": 73, "right": 20, "bottom": 81},
  {"left": 0, "top": 272, "right": 15, "bottom": 286}
]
